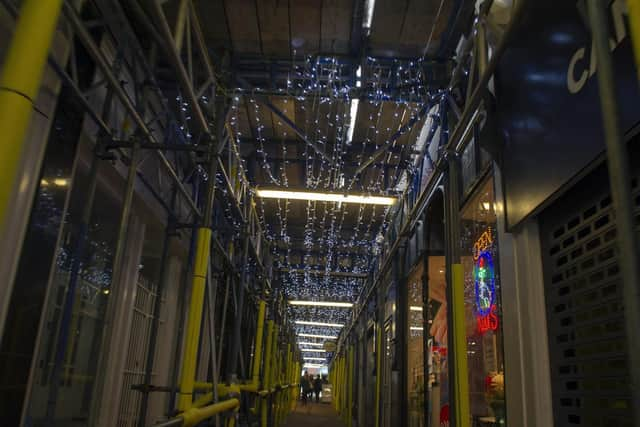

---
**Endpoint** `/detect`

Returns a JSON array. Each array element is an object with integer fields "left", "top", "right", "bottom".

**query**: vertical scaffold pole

[
  {"left": 178, "top": 95, "right": 226, "bottom": 411},
  {"left": 0, "top": 0, "right": 63, "bottom": 342},
  {"left": 588, "top": 0, "right": 640, "bottom": 421}
]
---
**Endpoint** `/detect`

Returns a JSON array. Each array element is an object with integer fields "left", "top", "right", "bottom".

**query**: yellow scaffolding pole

[
  {"left": 347, "top": 347, "right": 354, "bottom": 427},
  {"left": 178, "top": 228, "right": 212, "bottom": 411},
  {"left": 629, "top": 0, "right": 640, "bottom": 79},
  {"left": 251, "top": 301, "right": 267, "bottom": 388},
  {"left": 261, "top": 321, "right": 274, "bottom": 427},
  {"left": 451, "top": 264, "right": 470, "bottom": 427},
  {"left": 0, "top": 0, "right": 63, "bottom": 232}
]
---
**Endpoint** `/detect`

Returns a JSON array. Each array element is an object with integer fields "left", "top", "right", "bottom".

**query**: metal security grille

[
  {"left": 117, "top": 275, "right": 162, "bottom": 427},
  {"left": 539, "top": 164, "right": 636, "bottom": 427}
]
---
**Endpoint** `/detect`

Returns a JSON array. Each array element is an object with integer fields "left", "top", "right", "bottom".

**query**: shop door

[{"left": 539, "top": 152, "right": 638, "bottom": 426}]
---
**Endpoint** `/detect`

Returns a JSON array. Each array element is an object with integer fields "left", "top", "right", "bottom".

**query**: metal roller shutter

[{"left": 539, "top": 146, "right": 639, "bottom": 427}]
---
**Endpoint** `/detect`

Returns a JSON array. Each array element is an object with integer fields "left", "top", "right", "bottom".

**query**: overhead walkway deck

[{"left": 284, "top": 402, "right": 346, "bottom": 427}]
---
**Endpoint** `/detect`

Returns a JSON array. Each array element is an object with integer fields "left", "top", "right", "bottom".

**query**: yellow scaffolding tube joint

[
  {"left": 181, "top": 398, "right": 240, "bottom": 427},
  {"left": 178, "top": 227, "right": 212, "bottom": 411},
  {"left": 0, "top": 0, "right": 63, "bottom": 232}
]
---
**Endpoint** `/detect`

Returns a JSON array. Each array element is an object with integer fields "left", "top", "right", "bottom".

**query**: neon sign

[{"left": 474, "top": 248, "right": 498, "bottom": 334}]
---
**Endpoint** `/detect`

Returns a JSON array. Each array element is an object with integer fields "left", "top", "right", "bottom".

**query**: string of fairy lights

[{"left": 227, "top": 54, "right": 437, "bottom": 365}]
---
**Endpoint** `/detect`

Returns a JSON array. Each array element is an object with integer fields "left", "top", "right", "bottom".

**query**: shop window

[
  {"left": 406, "top": 262, "right": 425, "bottom": 427},
  {"left": 460, "top": 176, "right": 507, "bottom": 425},
  {"left": 26, "top": 164, "right": 124, "bottom": 425}
]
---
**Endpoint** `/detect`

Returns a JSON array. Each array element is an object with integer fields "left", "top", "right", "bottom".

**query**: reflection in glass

[
  {"left": 27, "top": 166, "right": 122, "bottom": 426},
  {"left": 460, "top": 177, "right": 506, "bottom": 426}
]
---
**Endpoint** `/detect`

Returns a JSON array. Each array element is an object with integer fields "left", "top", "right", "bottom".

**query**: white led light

[
  {"left": 300, "top": 349, "right": 327, "bottom": 352},
  {"left": 303, "top": 363, "right": 326, "bottom": 368},
  {"left": 410, "top": 326, "right": 424, "bottom": 331},
  {"left": 297, "top": 342, "right": 325, "bottom": 346},
  {"left": 255, "top": 189, "right": 396, "bottom": 206},
  {"left": 363, "top": 0, "right": 376, "bottom": 32},
  {"left": 356, "top": 66, "right": 362, "bottom": 88},
  {"left": 346, "top": 98, "right": 359, "bottom": 144},
  {"left": 304, "top": 357, "right": 326, "bottom": 361},
  {"left": 297, "top": 333, "right": 338, "bottom": 339},
  {"left": 289, "top": 300, "right": 353, "bottom": 308},
  {"left": 295, "top": 320, "right": 344, "bottom": 328},
  {"left": 410, "top": 306, "right": 423, "bottom": 311}
]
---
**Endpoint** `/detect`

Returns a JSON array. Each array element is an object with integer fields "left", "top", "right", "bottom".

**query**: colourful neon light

[{"left": 474, "top": 249, "right": 498, "bottom": 334}]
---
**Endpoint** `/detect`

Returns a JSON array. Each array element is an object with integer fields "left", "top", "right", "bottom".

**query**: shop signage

[
  {"left": 497, "top": 0, "right": 639, "bottom": 229},
  {"left": 473, "top": 230, "right": 498, "bottom": 334},
  {"left": 323, "top": 341, "right": 337, "bottom": 352}
]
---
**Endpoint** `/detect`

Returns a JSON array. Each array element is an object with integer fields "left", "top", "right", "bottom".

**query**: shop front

[{"left": 460, "top": 175, "right": 506, "bottom": 426}]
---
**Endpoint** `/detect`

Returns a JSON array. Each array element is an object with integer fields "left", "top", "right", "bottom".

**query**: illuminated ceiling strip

[
  {"left": 410, "top": 306, "right": 423, "bottom": 311},
  {"left": 300, "top": 349, "right": 327, "bottom": 352},
  {"left": 295, "top": 320, "right": 344, "bottom": 328},
  {"left": 303, "top": 364, "right": 326, "bottom": 368},
  {"left": 410, "top": 326, "right": 424, "bottom": 331},
  {"left": 289, "top": 300, "right": 353, "bottom": 308},
  {"left": 298, "top": 333, "right": 338, "bottom": 339},
  {"left": 297, "top": 342, "right": 325, "bottom": 346},
  {"left": 304, "top": 357, "right": 326, "bottom": 361},
  {"left": 255, "top": 189, "right": 396, "bottom": 206}
]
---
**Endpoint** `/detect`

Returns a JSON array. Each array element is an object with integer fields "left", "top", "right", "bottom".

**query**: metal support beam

[
  {"left": 62, "top": 3, "right": 202, "bottom": 217},
  {"left": 349, "top": 97, "right": 438, "bottom": 189},
  {"left": 588, "top": 0, "right": 640, "bottom": 421}
]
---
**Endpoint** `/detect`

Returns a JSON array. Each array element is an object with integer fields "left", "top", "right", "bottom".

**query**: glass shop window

[
  {"left": 427, "top": 256, "right": 450, "bottom": 427},
  {"left": 407, "top": 257, "right": 452, "bottom": 427},
  {"left": 26, "top": 166, "right": 123, "bottom": 426},
  {"left": 406, "top": 262, "right": 425, "bottom": 427},
  {"left": 460, "top": 176, "right": 506, "bottom": 426}
]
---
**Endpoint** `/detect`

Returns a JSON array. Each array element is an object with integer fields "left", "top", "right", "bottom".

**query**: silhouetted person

[
  {"left": 300, "top": 372, "right": 311, "bottom": 405},
  {"left": 313, "top": 375, "right": 322, "bottom": 402}
]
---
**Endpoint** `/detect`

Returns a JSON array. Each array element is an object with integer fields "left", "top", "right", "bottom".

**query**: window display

[{"left": 460, "top": 176, "right": 506, "bottom": 426}]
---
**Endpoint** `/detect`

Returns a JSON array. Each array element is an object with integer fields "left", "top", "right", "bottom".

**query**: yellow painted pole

[
  {"left": 251, "top": 300, "right": 267, "bottom": 387},
  {"left": 348, "top": 347, "right": 354, "bottom": 427},
  {"left": 261, "top": 321, "right": 274, "bottom": 427},
  {"left": 181, "top": 398, "right": 240, "bottom": 427},
  {"left": 629, "top": 0, "right": 640, "bottom": 79},
  {"left": 451, "top": 264, "right": 470, "bottom": 427},
  {"left": 0, "top": 0, "right": 63, "bottom": 231},
  {"left": 374, "top": 325, "right": 382, "bottom": 427},
  {"left": 178, "top": 228, "right": 212, "bottom": 410}
]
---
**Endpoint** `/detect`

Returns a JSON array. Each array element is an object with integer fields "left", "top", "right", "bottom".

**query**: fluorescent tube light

[
  {"left": 303, "top": 364, "right": 326, "bottom": 368},
  {"left": 363, "top": 0, "right": 376, "bottom": 32},
  {"left": 304, "top": 357, "right": 326, "bottom": 361},
  {"left": 297, "top": 342, "right": 325, "bottom": 346},
  {"left": 410, "top": 326, "right": 424, "bottom": 331},
  {"left": 289, "top": 300, "right": 353, "bottom": 308},
  {"left": 346, "top": 98, "right": 359, "bottom": 145},
  {"left": 300, "top": 349, "right": 327, "bottom": 352},
  {"left": 255, "top": 189, "right": 396, "bottom": 206},
  {"left": 410, "top": 306, "right": 423, "bottom": 311},
  {"left": 295, "top": 320, "right": 344, "bottom": 328},
  {"left": 298, "top": 333, "right": 338, "bottom": 339}
]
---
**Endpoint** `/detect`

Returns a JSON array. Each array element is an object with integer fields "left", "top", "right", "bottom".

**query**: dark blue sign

[{"left": 496, "top": 0, "right": 640, "bottom": 229}]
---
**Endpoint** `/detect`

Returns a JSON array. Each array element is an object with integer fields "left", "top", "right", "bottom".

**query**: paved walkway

[{"left": 284, "top": 401, "right": 346, "bottom": 427}]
